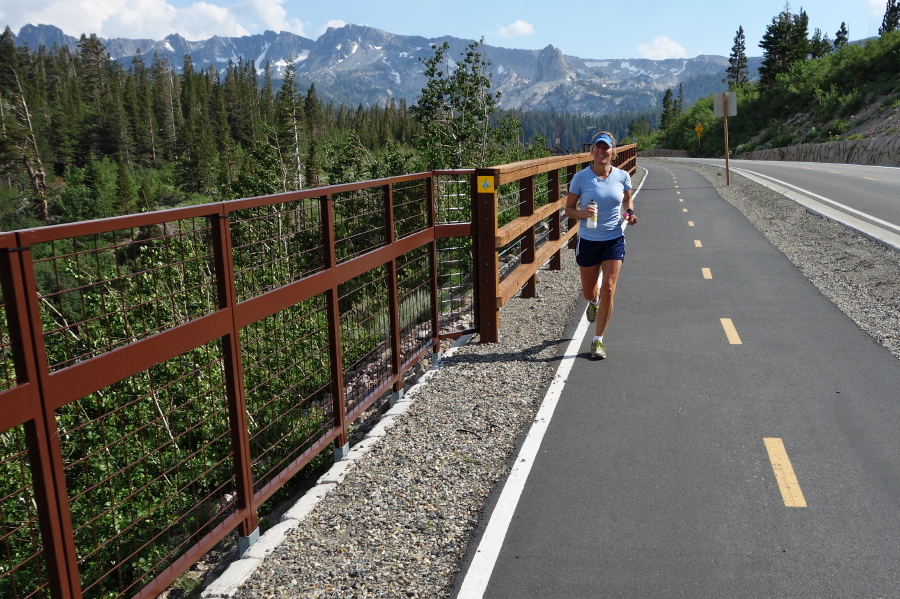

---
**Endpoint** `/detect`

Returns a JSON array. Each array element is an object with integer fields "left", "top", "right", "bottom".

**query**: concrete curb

[{"left": 200, "top": 334, "right": 475, "bottom": 599}]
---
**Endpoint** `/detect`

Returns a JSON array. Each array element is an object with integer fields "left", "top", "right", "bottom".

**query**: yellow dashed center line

[
  {"left": 764, "top": 438, "right": 807, "bottom": 507},
  {"left": 679, "top": 198, "right": 684, "bottom": 202},
  {"left": 688, "top": 221, "right": 694, "bottom": 227},
  {"left": 694, "top": 240, "right": 703, "bottom": 247},
  {"left": 864, "top": 177, "right": 878, "bottom": 181},
  {"left": 702, "top": 268, "right": 712, "bottom": 279},
  {"left": 720, "top": 318, "right": 742, "bottom": 344},
  {"left": 683, "top": 208, "right": 688, "bottom": 213}
]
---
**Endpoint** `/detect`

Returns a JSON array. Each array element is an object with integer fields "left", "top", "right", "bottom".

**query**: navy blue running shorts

[{"left": 575, "top": 235, "right": 625, "bottom": 267}]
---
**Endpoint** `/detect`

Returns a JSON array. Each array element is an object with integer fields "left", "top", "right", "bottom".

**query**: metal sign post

[{"left": 713, "top": 92, "right": 737, "bottom": 186}]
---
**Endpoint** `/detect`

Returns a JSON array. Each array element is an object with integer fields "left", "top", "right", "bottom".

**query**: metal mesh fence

[
  {"left": 57, "top": 340, "right": 235, "bottom": 599},
  {"left": 242, "top": 294, "right": 333, "bottom": 494},
  {"left": 32, "top": 218, "right": 218, "bottom": 372},
  {"left": 0, "top": 425, "right": 50, "bottom": 599},
  {"left": 437, "top": 237, "right": 474, "bottom": 335},
  {"left": 396, "top": 246, "right": 433, "bottom": 366},
  {"left": 333, "top": 187, "right": 387, "bottom": 263},
  {"left": 339, "top": 266, "right": 391, "bottom": 416},
  {"left": 230, "top": 198, "right": 325, "bottom": 303},
  {"left": 393, "top": 179, "right": 430, "bottom": 239}
]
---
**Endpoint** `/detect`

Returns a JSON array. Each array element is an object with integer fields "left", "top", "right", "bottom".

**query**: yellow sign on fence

[{"left": 477, "top": 176, "right": 495, "bottom": 193}]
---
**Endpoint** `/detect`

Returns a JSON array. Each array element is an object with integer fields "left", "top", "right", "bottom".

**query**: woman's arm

[{"left": 564, "top": 192, "right": 591, "bottom": 220}]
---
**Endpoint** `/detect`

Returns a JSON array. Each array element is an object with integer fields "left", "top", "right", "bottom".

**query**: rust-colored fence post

[
  {"left": 427, "top": 175, "right": 443, "bottom": 360},
  {"left": 520, "top": 175, "right": 537, "bottom": 299},
  {"left": 9, "top": 238, "right": 83, "bottom": 599},
  {"left": 322, "top": 194, "right": 349, "bottom": 458},
  {"left": 1, "top": 239, "right": 79, "bottom": 599},
  {"left": 210, "top": 212, "right": 259, "bottom": 553},
  {"left": 384, "top": 184, "right": 403, "bottom": 405},
  {"left": 548, "top": 167, "right": 562, "bottom": 271},
  {"left": 473, "top": 168, "right": 500, "bottom": 343}
]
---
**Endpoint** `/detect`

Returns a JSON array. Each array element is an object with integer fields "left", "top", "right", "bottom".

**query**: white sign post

[{"left": 713, "top": 92, "right": 737, "bottom": 185}]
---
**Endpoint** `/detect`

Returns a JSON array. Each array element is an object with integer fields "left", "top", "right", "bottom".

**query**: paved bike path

[{"left": 455, "top": 163, "right": 900, "bottom": 598}]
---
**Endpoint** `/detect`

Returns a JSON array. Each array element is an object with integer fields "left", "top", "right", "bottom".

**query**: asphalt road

[
  {"left": 680, "top": 158, "right": 900, "bottom": 235},
  {"left": 457, "top": 162, "right": 900, "bottom": 598}
]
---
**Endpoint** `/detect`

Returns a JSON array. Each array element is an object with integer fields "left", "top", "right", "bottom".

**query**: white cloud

[
  {"left": 318, "top": 19, "right": 348, "bottom": 36},
  {"left": 636, "top": 36, "right": 687, "bottom": 60},
  {"left": 1, "top": 0, "right": 308, "bottom": 41},
  {"left": 497, "top": 20, "right": 534, "bottom": 38},
  {"left": 866, "top": 0, "right": 885, "bottom": 15}
]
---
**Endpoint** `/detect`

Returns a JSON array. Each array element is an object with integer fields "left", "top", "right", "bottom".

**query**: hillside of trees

[{"left": 644, "top": 4, "right": 900, "bottom": 157}]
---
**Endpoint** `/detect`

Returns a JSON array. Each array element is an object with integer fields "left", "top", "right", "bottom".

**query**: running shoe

[
  {"left": 590, "top": 340, "right": 607, "bottom": 359},
  {"left": 586, "top": 301, "right": 598, "bottom": 323}
]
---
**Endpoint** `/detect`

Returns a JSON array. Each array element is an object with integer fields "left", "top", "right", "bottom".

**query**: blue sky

[{"left": 1, "top": 0, "right": 888, "bottom": 59}]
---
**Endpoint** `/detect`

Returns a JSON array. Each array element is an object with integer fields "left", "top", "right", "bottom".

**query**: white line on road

[
  {"left": 733, "top": 168, "right": 900, "bottom": 235},
  {"left": 456, "top": 308, "right": 592, "bottom": 598}
]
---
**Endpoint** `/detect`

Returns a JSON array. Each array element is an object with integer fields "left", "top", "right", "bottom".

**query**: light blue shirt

[{"left": 569, "top": 166, "right": 632, "bottom": 241}]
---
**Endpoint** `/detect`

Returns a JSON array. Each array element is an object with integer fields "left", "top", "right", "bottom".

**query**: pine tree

[
  {"left": 115, "top": 155, "right": 134, "bottom": 214},
  {"left": 304, "top": 83, "right": 324, "bottom": 141},
  {"left": 834, "top": 22, "right": 850, "bottom": 49},
  {"left": 809, "top": 28, "right": 833, "bottom": 59},
  {"left": 0, "top": 26, "right": 49, "bottom": 220},
  {"left": 150, "top": 54, "right": 179, "bottom": 161},
  {"left": 676, "top": 83, "right": 685, "bottom": 117},
  {"left": 789, "top": 8, "right": 810, "bottom": 63},
  {"left": 305, "top": 138, "right": 323, "bottom": 188},
  {"left": 128, "top": 51, "right": 156, "bottom": 166},
  {"left": 660, "top": 88, "right": 674, "bottom": 145},
  {"left": 880, "top": 0, "right": 900, "bottom": 34},
  {"left": 275, "top": 60, "right": 306, "bottom": 190},
  {"left": 758, "top": 4, "right": 809, "bottom": 87},
  {"left": 725, "top": 26, "right": 749, "bottom": 88}
]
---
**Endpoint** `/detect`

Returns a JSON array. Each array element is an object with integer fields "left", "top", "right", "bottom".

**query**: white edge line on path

[
  {"left": 455, "top": 167, "right": 648, "bottom": 597},
  {"left": 455, "top": 310, "right": 592, "bottom": 598}
]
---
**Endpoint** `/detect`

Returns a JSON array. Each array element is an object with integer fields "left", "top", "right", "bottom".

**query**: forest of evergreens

[{"left": 0, "top": 29, "right": 658, "bottom": 233}]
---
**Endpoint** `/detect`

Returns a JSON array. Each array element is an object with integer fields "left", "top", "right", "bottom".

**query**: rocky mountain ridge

[{"left": 9, "top": 23, "right": 761, "bottom": 116}]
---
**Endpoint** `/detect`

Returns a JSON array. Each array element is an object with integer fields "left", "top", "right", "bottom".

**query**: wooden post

[
  {"left": 520, "top": 175, "right": 536, "bottom": 299},
  {"left": 724, "top": 93, "right": 731, "bottom": 186},
  {"left": 548, "top": 168, "right": 562, "bottom": 271},
  {"left": 473, "top": 169, "right": 500, "bottom": 343}
]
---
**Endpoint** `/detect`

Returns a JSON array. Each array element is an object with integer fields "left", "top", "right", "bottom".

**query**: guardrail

[{"left": 0, "top": 148, "right": 634, "bottom": 599}]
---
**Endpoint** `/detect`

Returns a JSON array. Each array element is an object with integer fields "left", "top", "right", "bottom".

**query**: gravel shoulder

[{"left": 212, "top": 161, "right": 898, "bottom": 598}]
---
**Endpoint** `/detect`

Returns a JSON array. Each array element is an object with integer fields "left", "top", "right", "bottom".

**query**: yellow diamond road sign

[{"left": 694, "top": 124, "right": 704, "bottom": 134}]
